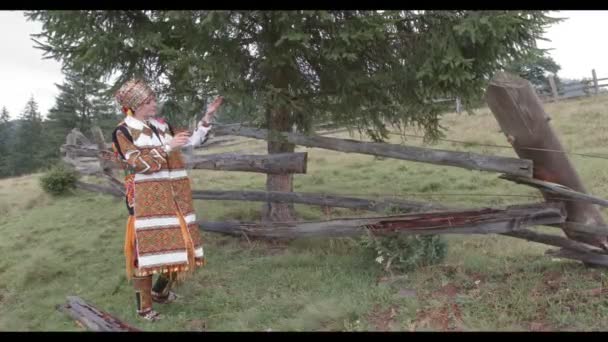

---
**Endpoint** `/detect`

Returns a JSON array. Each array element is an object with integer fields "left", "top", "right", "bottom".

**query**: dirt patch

[
  {"left": 367, "top": 305, "right": 399, "bottom": 331},
  {"left": 529, "top": 321, "right": 551, "bottom": 331},
  {"left": 412, "top": 282, "right": 464, "bottom": 331},
  {"left": 464, "top": 270, "right": 488, "bottom": 284},
  {"left": 438, "top": 264, "right": 460, "bottom": 276},
  {"left": 542, "top": 271, "right": 563, "bottom": 293},
  {"left": 435, "top": 283, "right": 459, "bottom": 299},
  {"left": 414, "top": 303, "right": 464, "bottom": 331},
  {"left": 583, "top": 287, "right": 608, "bottom": 296},
  {"left": 186, "top": 319, "right": 207, "bottom": 331}
]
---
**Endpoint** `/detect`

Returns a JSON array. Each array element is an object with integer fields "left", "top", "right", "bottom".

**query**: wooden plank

[
  {"left": 485, "top": 72, "right": 608, "bottom": 250},
  {"left": 563, "top": 222, "right": 608, "bottom": 236},
  {"left": 213, "top": 125, "right": 533, "bottom": 177},
  {"left": 58, "top": 296, "right": 141, "bottom": 332},
  {"left": 500, "top": 174, "right": 608, "bottom": 209},
  {"left": 186, "top": 152, "right": 307, "bottom": 174},
  {"left": 74, "top": 180, "right": 447, "bottom": 213},
  {"left": 503, "top": 228, "right": 605, "bottom": 255},
  {"left": 196, "top": 203, "right": 566, "bottom": 239},
  {"left": 546, "top": 248, "right": 608, "bottom": 267},
  {"left": 64, "top": 145, "right": 308, "bottom": 174}
]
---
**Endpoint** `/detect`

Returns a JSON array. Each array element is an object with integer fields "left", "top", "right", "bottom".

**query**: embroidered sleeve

[
  {"left": 185, "top": 124, "right": 212, "bottom": 148},
  {"left": 115, "top": 130, "right": 168, "bottom": 174}
]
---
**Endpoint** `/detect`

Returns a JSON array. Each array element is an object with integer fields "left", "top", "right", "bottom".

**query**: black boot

[{"left": 151, "top": 272, "right": 179, "bottom": 304}]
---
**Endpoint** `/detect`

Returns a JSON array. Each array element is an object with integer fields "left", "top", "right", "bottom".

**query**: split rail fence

[{"left": 61, "top": 72, "right": 608, "bottom": 268}]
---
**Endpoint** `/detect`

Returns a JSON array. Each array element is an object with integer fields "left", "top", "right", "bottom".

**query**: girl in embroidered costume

[{"left": 111, "top": 79, "right": 223, "bottom": 321}]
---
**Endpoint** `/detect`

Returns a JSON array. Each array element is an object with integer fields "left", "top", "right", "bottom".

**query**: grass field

[{"left": 2, "top": 95, "right": 608, "bottom": 331}]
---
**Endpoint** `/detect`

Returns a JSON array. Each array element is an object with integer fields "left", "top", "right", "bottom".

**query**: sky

[{"left": 0, "top": 10, "right": 607, "bottom": 120}]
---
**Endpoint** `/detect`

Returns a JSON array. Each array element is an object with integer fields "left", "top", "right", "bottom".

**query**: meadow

[{"left": 2, "top": 95, "right": 608, "bottom": 331}]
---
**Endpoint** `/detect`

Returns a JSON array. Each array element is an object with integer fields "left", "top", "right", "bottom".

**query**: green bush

[
  {"left": 39, "top": 164, "right": 79, "bottom": 196},
  {"left": 360, "top": 233, "right": 447, "bottom": 273}
]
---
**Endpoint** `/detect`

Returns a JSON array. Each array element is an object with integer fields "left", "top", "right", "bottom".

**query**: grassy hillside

[{"left": 2, "top": 95, "right": 608, "bottom": 331}]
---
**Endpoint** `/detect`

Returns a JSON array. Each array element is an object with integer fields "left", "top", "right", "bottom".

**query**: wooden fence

[
  {"left": 61, "top": 72, "right": 608, "bottom": 268},
  {"left": 539, "top": 69, "right": 608, "bottom": 102}
]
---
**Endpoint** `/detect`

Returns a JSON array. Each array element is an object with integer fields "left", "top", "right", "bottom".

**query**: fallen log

[
  {"left": 196, "top": 203, "right": 566, "bottom": 239},
  {"left": 58, "top": 296, "right": 141, "bottom": 332},
  {"left": 213, "top": 125, "right": 533, "bottom": 177}
]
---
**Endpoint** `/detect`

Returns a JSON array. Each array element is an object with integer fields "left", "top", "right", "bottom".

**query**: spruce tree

[
  {"left": 12, "top": 96, "right": 44, "bottom": 175},
  {"left": 0, "top": 106, "right": 12, "bottom": 178},
  {"left": 27, "top": 10, "right": 559, "bottom": 220}
]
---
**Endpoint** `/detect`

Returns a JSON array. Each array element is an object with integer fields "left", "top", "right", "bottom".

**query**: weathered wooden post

[
  {"left": 485, "top": 72, "right": 608, "bottom": 251},
  {"left": 548, "top": 75, "right": 559, "bottom": 102},
  {"left": 592, "top": 69, "right": 599, "bottom": 95},
  {"left": 90, "top": 126, "right": 125, "bottom": 194},
  {"left": 455, "top": 97, "right": 462, "bottom": 113}
]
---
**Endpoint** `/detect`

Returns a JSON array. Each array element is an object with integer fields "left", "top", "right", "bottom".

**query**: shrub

[
  {"left": 39, "top": 164, "right": 78, "bottom": 196},
  {"left": 360, "top": 232, "right": 447, "bottom": 273}
]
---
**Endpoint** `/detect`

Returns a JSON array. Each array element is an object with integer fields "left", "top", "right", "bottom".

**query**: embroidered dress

[{"left": 112, "top": 115, "right": 211, "bottom": 278}]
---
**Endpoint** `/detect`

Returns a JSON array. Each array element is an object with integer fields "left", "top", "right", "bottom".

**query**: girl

[{"left": 112, "top": 79, "right": 223, "bottom": 321}]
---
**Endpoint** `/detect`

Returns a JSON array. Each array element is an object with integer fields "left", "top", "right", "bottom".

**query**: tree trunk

[{"left": 262, "top": 104, "right": 297, "bottom": 222}]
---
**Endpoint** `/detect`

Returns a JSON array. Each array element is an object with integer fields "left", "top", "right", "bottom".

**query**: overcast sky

[{"left": 0, "top": 10, "right": 606, "bottom": 120}]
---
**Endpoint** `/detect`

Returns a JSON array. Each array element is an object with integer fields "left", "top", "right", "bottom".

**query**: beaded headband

[{"left": 115, "top": 79, "right": 155, "bottom": 115}]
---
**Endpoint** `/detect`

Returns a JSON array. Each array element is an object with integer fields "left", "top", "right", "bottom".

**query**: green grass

[{"left": 2, "top": 95, "right": 608, "bottom": 331}]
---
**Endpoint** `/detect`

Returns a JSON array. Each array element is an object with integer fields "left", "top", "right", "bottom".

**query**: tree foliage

[
  {"left": 0, "top": 107, "right": 12, "bottom": 177},
  {"left": 10, "top": 97, "right": 47, "bottom": 175},
  {"left": 26, "top": 10, "right": 559, "bottom": 220},
  {"left": 46, "top": 69, "right": 119, "bottom": 152},
  {"left": 505, "top": 48, "right": 561, "bottom": 89},
  {"left": 26, "top": 10, "right": 559, "bottom": 141}
]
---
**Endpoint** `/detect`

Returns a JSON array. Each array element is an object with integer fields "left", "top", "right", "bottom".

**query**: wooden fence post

[
  {"left": 548, "top": 75, "right": 559, "bottom": 102},
  {"left": 592, "top": 69, "right": 599, "bottom": 95},
  {"left": 485, "top": 72, "right": 608, "bottom": 251},
  {"left": 455, "top": 97, "right": 462, "bottom": 113},
  {"left": 90, "top": 126, "right": 125, "bottom": 195}
]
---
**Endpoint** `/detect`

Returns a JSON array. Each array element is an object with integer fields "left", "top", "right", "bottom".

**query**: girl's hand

[
  {"left": 202, "top": 96, "right": 224, "bottom": 125},
  {"left": 168, "top": 132, "right": 191, "bottom": 149}
]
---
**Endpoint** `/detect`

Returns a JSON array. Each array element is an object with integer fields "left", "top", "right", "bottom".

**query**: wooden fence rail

[
  {"left": 213, "top": 125, "right": 533, "bottom": 177},
  {"left": 61, "top": 70, "right": 608, "bottom": 269},
  {"left": 194, "top": 202, "right": 565, "bottom": 239},
  {"left": 74, "top": 180, "right": 446, "bottom": 213},
  {"left": 63, "top": 146, "right": 307, "bottom": 175},
  {"left": 541, "top": 69, "right": 608, "bottom": 102}
]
